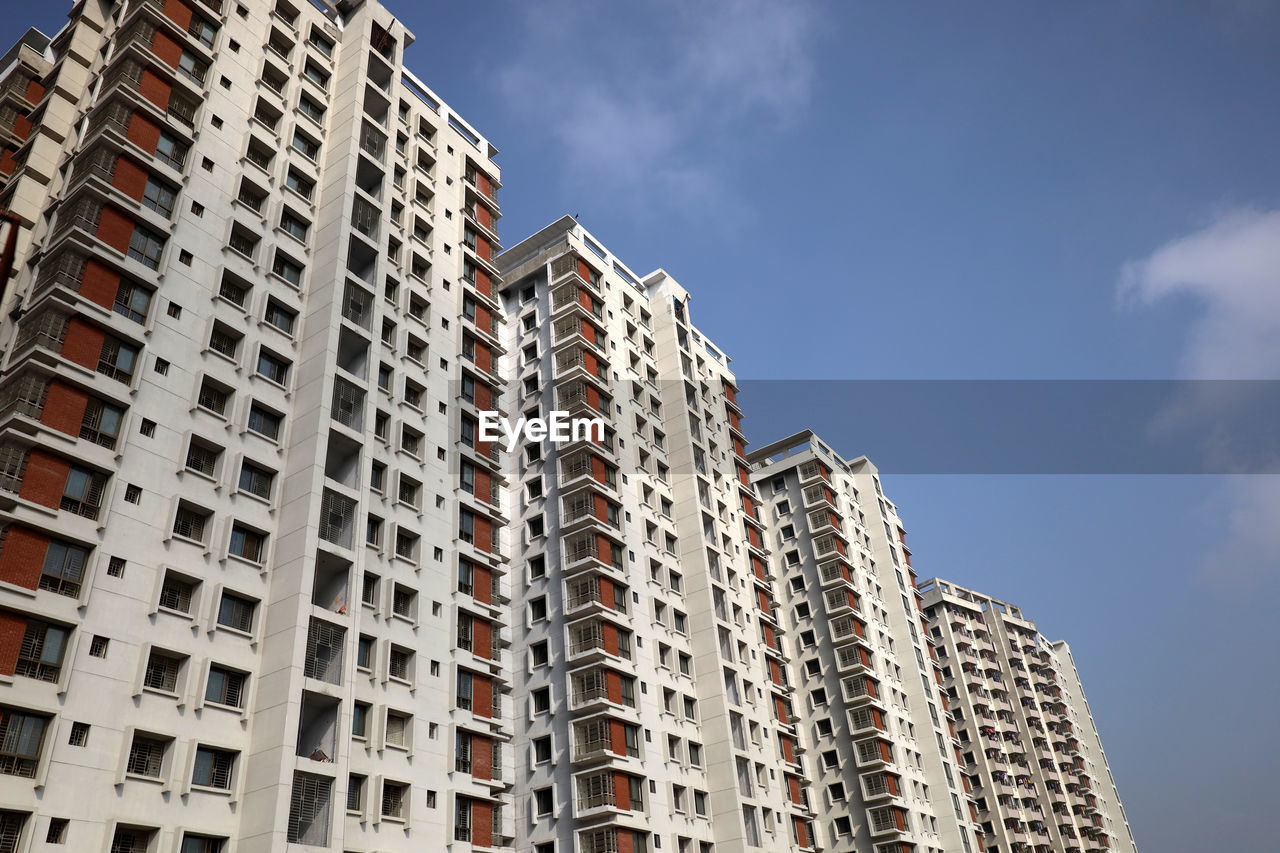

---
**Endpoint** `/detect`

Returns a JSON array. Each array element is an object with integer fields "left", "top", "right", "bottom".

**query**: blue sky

[{"left": 11, "top": 1, "right": 1280, "bottom": 849}]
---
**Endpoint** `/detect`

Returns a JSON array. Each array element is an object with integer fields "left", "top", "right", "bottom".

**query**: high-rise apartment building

[
  {"left": 749, "top": 432, "right": 985, "bottom": 853},
  {"left": 919, "top": 580, "right": 1137, "bottom": 853},
  {"left": 0, "top": 3, "right": 1136, "bottom": 853},
  {"left": 495, "top": 216, "right": 813, "bottom": 853},
  {"left": 0, "top": 0, "right": 512, "bottom": 850}
]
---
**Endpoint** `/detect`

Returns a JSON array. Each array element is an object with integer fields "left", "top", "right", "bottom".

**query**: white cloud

[
  {"left": 495, "top": 0, "right": 817, "bottom": 207},
  {"left": 1120, "top": 209, "right": 1280, "bottom": 379},
  {"left": 1121, "top": 209, "right": 1280, "bottom": 589}
]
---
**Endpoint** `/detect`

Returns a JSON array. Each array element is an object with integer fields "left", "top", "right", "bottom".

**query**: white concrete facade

[
  {"left": 919, "top": 579, "right": 1137, "bottom": 853},
  {"left": 748, "top": 432, "right": 984, "bottom": 853},
  {"left": 0, "top": 1, "right": 510, "bottom": 851}
]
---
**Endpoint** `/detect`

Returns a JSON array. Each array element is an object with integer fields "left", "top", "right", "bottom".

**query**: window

[
  {"left": 302, "top": 61, "right": 329, "bottom": 89},
  {"left": 16, "top": 620, "right": 69, "bottom": 681},
  {"left": 535, "top": 787, "right": 553, "bottom": 815},
  {"left": 143, "top": 649, "right": 183, "bottom": 693},
  {"left": 347, "top": 774, "right": 366, "bottom": 813},
  {"left": 127, "top": 225, "right": 165, "bottom": 269},
  {"left": 381, "top": 781, "right": 407, "bottom": 819},
  {"left": 392, "top": 585, "right": 416, "bottom": 619},
  {"left": 192, "top": 746, "right": 235, "bottom": 789},
  {"left": 352, "top": 702, "right": 369, "bottom": 736},
  {"left": 456, "top": 671, "right": 473, "bottom": 710},
  {"left": 292, "top": 130, "right": 320, "bottom": 160},
  {"left": 126, "top": 732, "right": 169, "bottom": 777},
  {"left": 208, "top": 326, "right": 240, "bottom": 359},
  {"left": 272, "top": 252, "right": 303, "bottom": 287},
  {"left": 532, "top": 687, "right": 550, "bottom": 713},
  {"left": 285, "top": 168, "right": 314, "bottom": 200},
  {"left": 97, "top": 336, "right": 139, "bottom": 382},
  {"left": 287, "top": 772, "right": 333, "bottom": 845},
  {"left": 297, "top": 94, "right": 326, "bottom": 122},
  {"left": 159, "top": 573, "right": 196, "bottom": 613},
  {"left": 238, "top": 462, "right": 274, "bottom": 499},
  {"left": 257, "top": 349, "right": 291, "bottom": 385},
  {"left": 154, "top": 131, "right": 188, "bottom": 170},
  {"left": 265, "top": 301, "right": 296, "bottom": 334},
  {"left": 197, "top": 378, "right": 230, "bottom": 414},
  {"left": 181, "top": 835, "right": 225, "bottom": 853},
  {"left": 88, "top": 635, "right": 109, "bottom": 657},
  {"left": 39, "top": 540, "right": 87, "bottom": 597},
  {"left": 356, "top": 636, "right": 373, "bottom": 670},
  {"left": 388, "top": 646, "right": 412, "bottom": 681},
  {"left": 248, "top": 404, "right": 283, "bottom": 440},
  {"left": 142, "top": 177, "right": 176, "bottom": 216},
  {"left": 385, "top": 710, "right": 409, "bottom": 747},
  {"left": 281, "top": 209, "right": 310, "bottom": 240},
  {"left": 217, "top": 592, "right": 256, "bottom": 633},
  {"left": 113, "top": 280, "right": 152, "bottom": 322},
  {"left": 534, "top": 735, "right": 551, "bottom": 763},
  {"left": 68, "top": 722, "right": 89, "bottom": 746},
  {"left": 205, "top": 667, "right": 246, "bottom": 708}
]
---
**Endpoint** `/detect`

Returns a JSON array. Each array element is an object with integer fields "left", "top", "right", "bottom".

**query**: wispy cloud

[
  {"left": 1120, "top": 209, "right": 1280, "bottom": 379},
  {"left": 1120, "top": 209, "right": 1280, "bottom": 589},
  {"left": 495, "top": 0, "right": 817, "bottom": 210}
]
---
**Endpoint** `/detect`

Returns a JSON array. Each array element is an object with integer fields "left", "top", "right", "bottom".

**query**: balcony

[
  {"left": 566, "top": 618, "right": 630, "bottom": 665},
  {"left": 802, "top": 483, "right": 836, "bottom": 509},
  {"left": 836, "top": 645, "right": 872, "bottom": 675},
  {"left": 849, "top": 707, "right": 885, "bottom": 738},
  {"left": 565, "top": 576, "right": 626, "bottom": 619},
  {"left": 798, "top": 460, "right": 826, "bottom": 483},
  {"left": 807, "top": 508, "right": 839, "bottom": 534},
  {"left": 553, "top": 315, "right": 607, "bottom": 354},
  {"left": 569, "top": 666, "right": 634, "bottom": 715},
  {"left": 824, "top": 587, "right": 857, "bottom": 617},
  {"left": 561, "top": 496, "right": 620, "bottom": 539},
  {"left": 551, "top": 252, "right": 602, "bottom": 292},
  {"left": 554, "top": 347, "right": 610, "bottom": 389},
  {"left": 562, "top": 532, "right": 624, "bottom": 577},
  {"left": 854, "top": 738, "right": 893, "bottom": 769},
  {"left": 842, "top": 675, "right": 882, "bottom": 708}
]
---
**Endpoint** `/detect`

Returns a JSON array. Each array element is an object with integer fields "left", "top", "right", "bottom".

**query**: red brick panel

[
  {"left": 473, "top": 268, "right": 493, "bottom": 298},
  {"left": 40, "top": 381, "right": 90, "bottom": 437},
  {"left": 18, "top": 449, "right": 70, "bottom": 509},
  {"left": 472, "top": 617, "right": 492, "bottom": 660},
  {"left": 111, "top": 156, "right": 149, "bottom": 201},
  {"left": 79, "top": 260, "right": 123, "bottom": 310},
  {"left": 471, "top": 672, "right": 492, "bottom": 719},
  {"left": 0, "top": 526, "right": 51, "bottom": 590},
  {"left": 473, "top": 339, "right": 492, "bottom": 373},
  {"left": 472, "top": 563, "right": 491, "bottom": 605},
  {"left": 473, "top": 303, "right": 492, "bottom": 333},
  {"left": 609, "top": 719, "right": 627, "bottom": 755},
  {"left": 149, "top": 30, "right": 183, "bottom": 69},
  {"left": 794, "top": 818, "right": 810, "bottom": 848},
  {"left": 161, "top": 0, "right": 194, "bottom": 29},
  {"left": 606, "top": 670, "right": 623, "bottom": 705},
  {"left": 60, "top": 318, "right": 106, "bottom": 371},
  {"left": 125, "top": 111, "right": 162, "bottom": 153},
  {"left": 471, "top": 799, "right": 492, "bottom": 849},
  {"left": 471, "top": 734, "right": 492, "bottom": 781},
  {"left": 0, "top": 611, "right": 27, "bottom": 676},
  {"left": 24, "top": 80, "right": 45, "bottom": 105},
  {"left": 138, "top": 69, "right": 173, "bottom": 112},
  {"left": 612, "top": 771, "right": 633, "bottom": 810},
  {"left": 95, "top": 206, "right": 136, "bottom": 255},
  {"left": 472, "top": 515, "right": 492, "bottom": 554}
]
